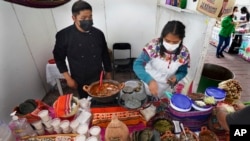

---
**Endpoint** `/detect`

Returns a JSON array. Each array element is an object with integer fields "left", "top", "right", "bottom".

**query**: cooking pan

[{"left": 83, "top": 80, "right": 125, "bottom": 103}]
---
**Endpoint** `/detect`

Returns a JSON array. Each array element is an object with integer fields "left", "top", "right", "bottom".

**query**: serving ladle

[
  {"left": 98, "top": 70, "right": 104, "bottom": 92},
  {"left": 180, "top": 123, "right": 188, "bottom": 141}
]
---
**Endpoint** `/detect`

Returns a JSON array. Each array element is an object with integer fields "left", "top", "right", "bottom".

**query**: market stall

[
  {"left": 209, "top": 26, "right": 249, "bottom": 53},
  {"left": 9, "top": 78, "right": 243, "bottom": 141},
  {"left": 238, "top": 34, "right": 250, "bottom": 62}
]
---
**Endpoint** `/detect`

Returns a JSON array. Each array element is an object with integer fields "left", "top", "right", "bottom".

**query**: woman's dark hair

[
  {"left": 230, "top": 6, "right": 238, "bottom": 18},
  {"left": 159, "top": 20, "right": 186, "bottom": 57},
  {"left": 72, "top": 0, "right": 92, "bottom": 16},
  {"left": 233, "top": 6, "right": 238, "bottom": 12},
  {"left": 241, "top": 6, "right": 249, "bottom": 14}
]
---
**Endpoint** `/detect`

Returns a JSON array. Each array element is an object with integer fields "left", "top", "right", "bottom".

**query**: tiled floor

[{"left": 204, "top": 45, "right": 250, "bottom": 102}]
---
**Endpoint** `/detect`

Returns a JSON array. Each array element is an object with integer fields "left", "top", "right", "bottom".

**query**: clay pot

[
  {"left": 179, "top": 127, "right": 199, "bottom": 141},
  {"left": 83, "top": 80, "right": 124, "bottom": 103},
  {"left": 199, "top": 126, "right": 219, "bottom": 141}
]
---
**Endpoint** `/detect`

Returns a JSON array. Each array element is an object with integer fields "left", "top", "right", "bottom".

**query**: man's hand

[
  {"left": 232, "top": 100, "right": 245, "bottom": 111},
  {"left": 105, "top": 72, "right": 112, "bottom": 80},
  {"left": 66, "top": 78, "right": 78, "bottom": 89},
  {"left": 149, "top": 80, "right": 158, "bottom": 96},
  {"left": 62, "top": 72, "right": 78, "bottom": 89}
]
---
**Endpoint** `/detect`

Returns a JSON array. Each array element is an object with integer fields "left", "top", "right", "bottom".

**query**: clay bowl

[
  {"left": 179, "top": 127, "right": 199, "bottom": 141},
  {"left": 160, "top": 130, "right": 178, "bottom": 141},
  {"left": 199, "top": 126, "right": 219, "bottom": 141}
]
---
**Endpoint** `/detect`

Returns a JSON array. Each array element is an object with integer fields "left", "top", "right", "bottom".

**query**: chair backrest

[
  {"left": 113, "top": 43, "right": 131, "bottom": 50},
  {"left": 112, "top": 43, "right": 131, "bottom": 59}
]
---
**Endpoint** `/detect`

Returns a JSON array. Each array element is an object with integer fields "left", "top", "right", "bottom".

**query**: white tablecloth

[
  {"left": 46, "top": 63, "right": 64, "bottom": 86},
  {"left": 46, "top": 61, "right": 70, "bottom": 95}
]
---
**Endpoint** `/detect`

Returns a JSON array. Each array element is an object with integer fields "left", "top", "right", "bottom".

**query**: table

[
  {"left": 238, "top": 34, "right": 250, "bottom": 62},
  {"left": 209, "top": 26, "right": 247, "bottom": 53},
  {"left": 46, "top": 62, "right": 69, "bottom": 95}
]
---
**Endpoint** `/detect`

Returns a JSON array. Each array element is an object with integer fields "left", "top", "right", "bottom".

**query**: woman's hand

[
  {"left": 149, "top": 80, "right": 158, "bottom": 96},
  {"left": 167, "top": 75, "right": 177, "bottom": 85}
]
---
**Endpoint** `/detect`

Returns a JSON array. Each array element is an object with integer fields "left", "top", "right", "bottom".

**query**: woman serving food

[{"left": 133, "top": 20, "right": 190, "bottom": 98}]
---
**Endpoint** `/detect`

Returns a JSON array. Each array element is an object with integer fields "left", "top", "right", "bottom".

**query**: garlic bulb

[{"left": 105, "top": 115, "right": 130, "bottom": 141}]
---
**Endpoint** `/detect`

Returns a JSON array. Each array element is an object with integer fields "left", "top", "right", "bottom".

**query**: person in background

[
  {"left": 216, "top": 7, "right": 237, "bottom": 58},
  {"left": 133, "top": 20, "right": 190, "bottom": 98},
  {"left": 53, "top": 0, "right": 112, "bottom": 99},
  {"left": 234, "top": 7, "right": 250, "bottom": 46},
  {"left": 232, "top": 6, "right": 239, "bottom": 21},
  {"left": 239, "top": 6, "right": 250, "bottom": 28},
  {"left": 216, "top": 100, "right": 250, "bottom": 131}
]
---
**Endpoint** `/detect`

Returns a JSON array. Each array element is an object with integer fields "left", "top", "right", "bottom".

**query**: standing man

[{"left": 53, "top": 0, "right": 112, "bottom": 98}]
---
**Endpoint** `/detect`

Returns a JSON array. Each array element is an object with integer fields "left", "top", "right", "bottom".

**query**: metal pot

[
  {"left": 83, "top": 80, "right": 125, "bottom": 103},
  {"left": 118, "top": 80, "right": 154, "bottom": 110}
]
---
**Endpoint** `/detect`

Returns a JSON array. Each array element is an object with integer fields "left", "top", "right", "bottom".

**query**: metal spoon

[{"left": 180, "top": 123, "right": 188, "bottom": 141}]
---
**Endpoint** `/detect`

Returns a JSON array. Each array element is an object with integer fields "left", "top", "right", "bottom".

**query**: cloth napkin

[{"left": 54, "top": 94, "right": 73, "bottom": 117}]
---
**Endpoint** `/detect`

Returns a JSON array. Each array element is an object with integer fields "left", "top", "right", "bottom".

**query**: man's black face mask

[{"left": 80, "top": 20, "right": 93, "bottom": 31}]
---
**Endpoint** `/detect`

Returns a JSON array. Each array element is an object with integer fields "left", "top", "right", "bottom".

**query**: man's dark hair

[{"left": 72, "top": 0, "right": 92, "bottom": 16}]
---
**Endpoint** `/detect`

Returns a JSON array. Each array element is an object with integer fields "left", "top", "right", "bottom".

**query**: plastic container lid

[
  {"left": 205, "top": 87, "right": 226, "bottom": 99},
  {"left": 170, "top": 94, "right": 192, "bottom": 111},
  {"left": 192, "top": 101, "right": 213, "bottom": 111}
]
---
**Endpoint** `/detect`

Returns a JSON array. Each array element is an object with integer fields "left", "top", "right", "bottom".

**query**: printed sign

[{"left": 196, "top": 0, "right": 236, "bottom": 18}]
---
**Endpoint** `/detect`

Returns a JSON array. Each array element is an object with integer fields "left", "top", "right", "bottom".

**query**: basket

[
  {"left": 14, "top": 100, "right": 52, "bottom": 123},
  {"left": 53, "top": 96, "right": 79, "bottom": 120},
  {"left": 167, "top": 106, "right": 213, "bottom": 131}
]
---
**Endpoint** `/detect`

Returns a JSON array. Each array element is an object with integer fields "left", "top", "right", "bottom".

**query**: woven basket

[{"left": 166, "top": 106, "right": 213, "bottom": 131}]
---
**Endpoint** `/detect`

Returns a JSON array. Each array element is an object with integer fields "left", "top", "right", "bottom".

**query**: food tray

[
  {"left": 118, "top": 80, "right": 150, "bottom": 110},
  {"left": 27, "top": 134, "right": 77, "bottom": 141},
  {"left": 91, "top": 106, "right": 146, "bottom": 127}
]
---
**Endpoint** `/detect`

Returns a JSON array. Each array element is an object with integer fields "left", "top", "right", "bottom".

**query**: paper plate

[
  {"left": 205, "top": 87, "right": 226, "bottom": 99},
  {"left": 170, "top": 94, "right": 192, "bottom": 112}
]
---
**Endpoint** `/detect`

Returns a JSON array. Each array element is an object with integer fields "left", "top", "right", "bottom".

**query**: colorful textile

[{"left": 54, "top": 94, "right": 73, "bottom": 117}]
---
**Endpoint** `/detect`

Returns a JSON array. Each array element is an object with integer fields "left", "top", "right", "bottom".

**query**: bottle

[
  {"left": 8, "top": 111, "right": 36, "bottom": 141},
  {"left": 0, "top": 120, "right": 15, "bottom": 141},
  {"left": 180, "top": 0, "right": 187, "bottom": 9},
  {"left": 165, "top": 0, "right": 171, "bottom": 5}
]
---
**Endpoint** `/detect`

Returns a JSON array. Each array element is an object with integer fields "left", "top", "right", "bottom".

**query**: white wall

[
  {"left": 1, "top": 0, "right": 248, "bottom": 123},
  {"left": 0, "top": 2, "right": 53, "bottom": 122},
  {"left": 52, "top": 0, "right": 157, "bottom": 58},
  {"left": 0, "top": 0, "right": 157, "bottom": 122}
]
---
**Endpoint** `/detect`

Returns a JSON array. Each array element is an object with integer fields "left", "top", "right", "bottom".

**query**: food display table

[
  {"left": 46, "top": 60, "right": 69, "bottom": 95},
  {"left": 238, "top": 34, "right": 250, "bottom": 62},
  {"left": 21, "top": 78, "right": 241, "bottom": 141},
  {"left": 209, "top": 26, "right": 248, "bottom": 53}
]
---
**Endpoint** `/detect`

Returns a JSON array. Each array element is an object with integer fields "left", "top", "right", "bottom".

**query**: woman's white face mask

[{"left": 163, "top": 40, "right": 180, "bottom": 51}]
